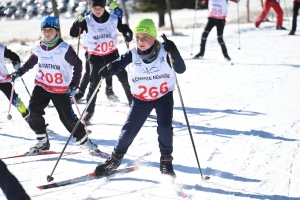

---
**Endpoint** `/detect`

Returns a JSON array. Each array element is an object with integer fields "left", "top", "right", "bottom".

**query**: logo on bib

[{"left": 143, "top": 66, "right": 158, "bottom": 74}]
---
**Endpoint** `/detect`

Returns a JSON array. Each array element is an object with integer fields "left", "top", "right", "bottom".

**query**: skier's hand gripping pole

[{"left": 162, "top": 34, "right": 210, "bottom": 181}]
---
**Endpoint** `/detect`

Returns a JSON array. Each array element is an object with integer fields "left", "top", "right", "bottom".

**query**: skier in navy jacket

[{"left": 95, "top": 18, "right": 186, "bottom": 177}]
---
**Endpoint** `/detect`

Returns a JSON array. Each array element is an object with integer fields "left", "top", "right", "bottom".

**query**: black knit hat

[{"left": 90, "top": 0, "right": 106, "bottom": 8}]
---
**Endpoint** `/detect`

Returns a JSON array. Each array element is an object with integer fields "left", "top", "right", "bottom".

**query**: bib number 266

[{"left": 138, "top": 82, "right": 168, "bottom": 99}]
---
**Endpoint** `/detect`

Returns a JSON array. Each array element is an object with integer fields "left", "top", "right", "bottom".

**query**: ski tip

[
  {"left": 36, "top": 185, "right": 44, "bottom": 189},
  {"left": 182, "top": 194, "right": 189, "bottom": 198},
  {"left": 128, "top": 166, "right": 139, "bottom": 171},
  {"left": 88, "top": 172, "right": 96, "bottom": 177}
]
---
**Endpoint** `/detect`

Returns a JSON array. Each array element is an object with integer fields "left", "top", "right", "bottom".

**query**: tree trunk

[
  {"left": 120, "top": 0, "right": 129, "bottom": 25},
  {"left": 166, "top": 0, "right": 174, "bottom": 35},
  {"left": 51, "top": 0, "right": 61, "bottom": 37},
  {"left": 247, "top": 0, "right": 250, "bottom": 22},
  {"left": 158, "top": 9, "right": 165, "bottom": 27}
]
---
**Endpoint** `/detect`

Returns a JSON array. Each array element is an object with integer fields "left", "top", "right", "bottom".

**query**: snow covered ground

[{"left": 1, "top": 6, "right": 300, "bottom": 200}]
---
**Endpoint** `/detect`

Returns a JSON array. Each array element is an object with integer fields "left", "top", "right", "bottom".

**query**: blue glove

[
  {"left": 114, "top": 7, "right": 123, "bottom": 19},
  {"left": 12, "top": 61, "right": 21, "bottom": 70},
  {"left": 109, "top": 1, "right": 123, "bottom": 19},
  {"left": 66, "top": 82, "right": 77, "bottom": 96},
  {"left": 10, "top": 70, "right": 21, "bottom": 81}
]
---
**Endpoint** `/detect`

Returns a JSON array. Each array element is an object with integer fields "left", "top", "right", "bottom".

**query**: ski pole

[
  {"left": 162, "top": 34, "right": 210, "bottom": 181},
  {"left": 47, "top": 78, "right": 104, "bottom": 182},
  {"left": 237, "top": 2, "right": 241, "bottom": 50},
  {"left": 190, "top": 0, "right": 199, "bottom": 55},
  {"left": 77, "top": 28, "right": 81, "bottom": 55},
  {"left": 283, "top": 0, "right": 290, "bottom": 29},
  {"left": 7, "top": 81, "right": 15, "bottom": 120},
  {"left": 21, "top": 77, "right": 31, "bottom": 97},
  {"left": 124, "top": 32, "right": 130, "bottom": 49},
  {"left": 72, "top": 96, "right": 92, "bottom": 134}
]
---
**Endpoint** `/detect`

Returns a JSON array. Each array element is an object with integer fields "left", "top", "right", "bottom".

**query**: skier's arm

[
  {"left": 162, "top": 37, "right": 186, "bottom": 74},
  {"left": 109, "top": 50, "right": 133, "bottom": 76},
  {"left": 18, "top": 54, "right": 38, "bottom": 75},
  {"left": 4, "top": 47, "right": 20, "bottom": 63},
  {"left": 65, "top": 46, "right": 83, "bottom": 86},
  {"left": 167, "top": 51, "right": 186, "bottom": 74}
]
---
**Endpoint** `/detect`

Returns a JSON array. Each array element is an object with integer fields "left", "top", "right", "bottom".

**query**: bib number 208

[
  {"left": 138, "top": 82, "right": 168, "bottom": 99},
  {"left": 39, "top": 70, "right": 63, "bottom": 84}
]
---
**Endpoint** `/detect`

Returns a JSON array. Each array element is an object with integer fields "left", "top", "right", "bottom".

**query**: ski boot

[
  {"left": 193, "top": 51, "right": 204, "bottom": 59},
  {"left": 276, "top": 26, "right": 286, "bottom": 30},
  {"left": 105, "top": 86, "right": 119, "bottom": 102},
  {"left": 79, "top": 138, "right": 100, "bottom": 153},
  {"left": 94, "top": 151, "right": 124, "bottom": 176},
  {"left": 160, "top": 154, "right": 176, "bottom": 178},
  {"left": 83, "top": 112, "right": 94, "bottom": 124},
  {"left": 27, "top": 135, "right": 50, "bottom": 155},
  {"left": 74, "top": 90, "right": 84, "bottom": 103},
  {"left": 289, "top": 31, "right": 295, "bottom": 35}
]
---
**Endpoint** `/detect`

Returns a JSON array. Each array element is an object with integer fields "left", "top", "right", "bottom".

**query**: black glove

[
  {"left": 122, "top": 24, "right": 133, "bottom": 42},
  {"left": 76, "top": 14, "right": 86, "bottom": 29},
  {"left": 10, "top": 70, "right": 21, "bottom": 81},
  {"left": 98, "top": 65, "right": 110, "bottom": 78},
  {"left": 66, "top": 82, "right": 77, "bottom": 96},
  {"left": 162, "top": 39, "right": 178, "bottom": 54}
]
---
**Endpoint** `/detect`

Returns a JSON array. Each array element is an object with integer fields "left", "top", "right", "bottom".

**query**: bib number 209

[{"left": 138, "top": 82, "right": 168, "bottom": 99}]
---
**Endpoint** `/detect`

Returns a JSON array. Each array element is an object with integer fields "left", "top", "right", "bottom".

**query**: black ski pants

[
  {"left": 27, "top": 86, "right": 86, "bottom": 141},
  {"left": 114, "top": 92, "right": 174, "bottom": 155},
  {"left": 86, "top": 56, "right": 132, "bottom": 113},
  {"left": 0, "top": 159, "right": 31, "bottom": 200},
  {"left": 292, "top": 2, "right": 300, "bottom": 32},
  {"left": 78, "top": 52, "right": 113, "bottom": 94},
  {"left": 200, "top": 17, "right": 228, "bottom": 56}
]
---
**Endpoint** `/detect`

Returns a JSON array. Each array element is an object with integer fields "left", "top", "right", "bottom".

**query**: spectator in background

[
  {"left": 289, "top": 0, "right": 300, "bottom": 35},
  {"left": 0, "top": 159, "right": 31, "bottom": 200},
  {"left": 254, "top": 0, "right": 286, "bottom": 30}
]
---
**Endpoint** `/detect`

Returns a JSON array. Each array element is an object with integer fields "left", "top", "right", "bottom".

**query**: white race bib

[
  {"left": 83, "top": 14, "right": 118, "bottom": 56},
  {"left": 128, "top": 43, "right": 176, "bottom": 101},
  {"left": 33, "top": 42, "right": 72, "bottom": 93},
  {"left": 208, "top": 0, "right": 228, "bottom": 19}
]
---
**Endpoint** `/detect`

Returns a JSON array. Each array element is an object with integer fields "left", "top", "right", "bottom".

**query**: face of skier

[
  {"left": 135, "top": 33, "right": 155, "bottom": 51},
  {"left": 92, "top": 6, "right": 105, "bottom": 18},
  {"left": 41, "top": 28, "right": 59, "bottom": 41}
]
